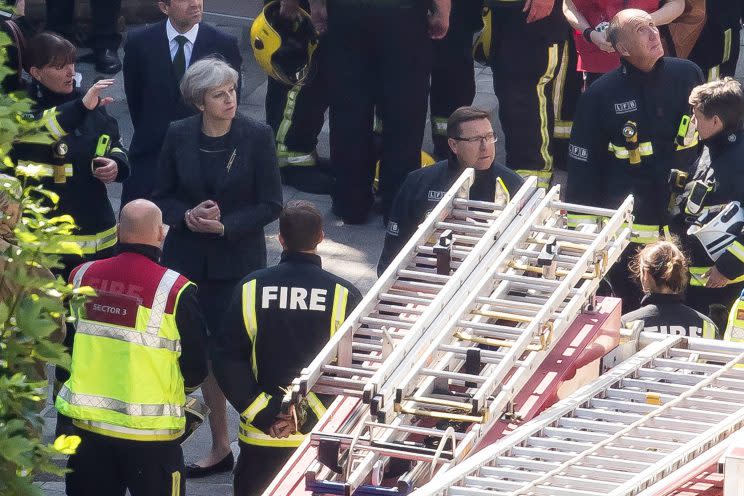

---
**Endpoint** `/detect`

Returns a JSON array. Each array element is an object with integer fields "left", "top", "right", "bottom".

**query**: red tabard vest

[{"left": 69, "top": 252, "right": 190, "bottom": 329}]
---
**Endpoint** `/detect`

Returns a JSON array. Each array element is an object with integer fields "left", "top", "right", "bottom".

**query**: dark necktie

[{"left": 173, "top": 35, "right": 189, "bottom": 82}]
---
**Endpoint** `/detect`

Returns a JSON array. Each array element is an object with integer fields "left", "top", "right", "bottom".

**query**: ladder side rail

[
  {"left": 363, "top": 178, "right": 541, "bottom": 403},
  {"left": 607, "top": 349, "right": 744, "bottom": 496},
  {"left": 342, "top": 191, "right": 629, "bottom": 492},
  {"left": 368, "top": 186, "right": 547, "bottom": 417},
  {"left": 409, "top": 336, "right": 685, "bottom": 496},
  {"left": 293, "top": 169, "right": 479, "bottom": 397},
  {"left": 391, "top": 187, "right": 563, "bottom": 408},
  {"left": 470, "top": 196, "right": 632, "bottom": 426}
]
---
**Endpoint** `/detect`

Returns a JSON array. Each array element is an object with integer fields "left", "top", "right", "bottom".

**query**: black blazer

[
  {"left": 123, "top": 20, "right": 242, "bottom": 160},
  {"left": 153, "top": 114, "right": 283, "bottom": 281}
]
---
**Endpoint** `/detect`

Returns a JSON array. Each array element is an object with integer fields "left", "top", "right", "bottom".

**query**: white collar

[{"left": 166, "top": 18, "right": 199, "bottom": 45}]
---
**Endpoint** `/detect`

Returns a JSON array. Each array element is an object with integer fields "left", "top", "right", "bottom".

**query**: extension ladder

[
  {"left": 285, "top": 170, "right": 537, "bottom": 402},
  {"left": 304, "top": 186, "right": 633, "bottom": 495},
  {"left": 412, "top": 334, "right": 744, "bottom": 496}
]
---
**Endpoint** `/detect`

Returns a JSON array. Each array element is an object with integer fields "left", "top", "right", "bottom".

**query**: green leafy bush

[{"left": 0, "top": 18, "right": 92, "bottom": 496}]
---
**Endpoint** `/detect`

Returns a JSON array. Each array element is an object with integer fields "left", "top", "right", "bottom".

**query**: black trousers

[
  {"left": 65, "top": 429, "right": 185, "bottom": 496},
  {"left": 489, "top": 7, "right": 564, "bottom": 187},
  {"left": 45, "top": 0, "right": 122, "bottom": 49},
  {"left": 233, "top": 443, "right": 294, "bottom": 496},
  {"left": 265, "top": 44, "right": 329, "bottom": 168},
  {"left": 689, "top": 23, "right": 741, "bottom": 81},
  {"left": 551, "top": 35, "right": 583, "bottom": 171},
  {"left": 429, "top": 3, "right": 480, "bottom": 158},
  {"left": 327, "top": 3, "right": 431, "bottom": 220}
]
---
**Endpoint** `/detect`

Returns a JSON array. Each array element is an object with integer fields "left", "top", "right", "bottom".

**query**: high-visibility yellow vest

[
  {"left": 56, "top": 255, "right": 192, "bottom": 441},
  {"left": 725, "top": 290, "right": 744, "bottom": 342}
]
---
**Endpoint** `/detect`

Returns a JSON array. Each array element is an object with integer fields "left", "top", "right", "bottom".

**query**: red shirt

[{"left": 572, "top": 0, "right": 661, "bottom": 73}]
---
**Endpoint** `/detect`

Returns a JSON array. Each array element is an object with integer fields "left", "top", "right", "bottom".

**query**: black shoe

[
  {"left": 185, "top": 452, "right": 234, "bottom": 479},
  {"left": 281, "top": 166, "right": 334, "bottom": 195},
  {"left": 93, "top": 49, "right": 122, "bottom": 74}
]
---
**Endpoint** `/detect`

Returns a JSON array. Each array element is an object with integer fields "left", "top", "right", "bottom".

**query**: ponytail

[{"left": 631, "top": 239, "right": 689, "bottom": 294}]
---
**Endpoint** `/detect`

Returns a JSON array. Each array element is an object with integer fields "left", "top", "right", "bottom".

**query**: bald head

[
  {"left": 607, "top": 9, "right": 663, "bottom": 70},
  {"left": 119, "top": 200, "right": 165, "bottom": 247}
]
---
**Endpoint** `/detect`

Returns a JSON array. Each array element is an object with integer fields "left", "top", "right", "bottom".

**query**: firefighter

[
  {"left": 667, "top": 78, "right": 744, "bottom": 319},
  {"left": 484, "top": 0, "right": 568, "bottom": 189},
  {"left": 566, "top": 9, "right": 703, "bottom": 312},
  {"left": 688, "top": 0, "right": 744, "bottom": 82},
  {"left": 429, "top": 1, "right": 482, "bottom": 158},
  {"left": 257, "top": 0, "right": 334, "bottom": 194},
  {"left": 306, "top": 0, "right": 451, "bottom": 224},
  {"left": 378, "top": 106, "right": 524, "bottom": 275},
  {"left": 56, "top": 199, "right": 208, "bottom": 496},
  {"left": 15, "top": 33, "right": 130, "bottom": 281},
  {"left": 621, "top": 240, "right": 718, "bottom": 339},
  {"left": 213, "top": 200, "right": 362, "bottom": 495}
]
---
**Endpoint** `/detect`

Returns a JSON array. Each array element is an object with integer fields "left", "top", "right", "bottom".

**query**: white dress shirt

[{"left": 166, "top": 19, "right": 200, "bottom": 69}]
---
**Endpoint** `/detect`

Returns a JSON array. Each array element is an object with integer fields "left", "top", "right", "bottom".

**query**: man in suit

[{"left": 122, "top": 0, "right": 242, "bottom": 207}]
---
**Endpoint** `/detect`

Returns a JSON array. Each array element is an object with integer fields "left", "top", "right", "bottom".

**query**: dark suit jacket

[
  {"left": 123, "top": 20, "right": 242, "bottom": 202},
  {"left": 153, "top": 114, "right": 283, "bottom": 282}
]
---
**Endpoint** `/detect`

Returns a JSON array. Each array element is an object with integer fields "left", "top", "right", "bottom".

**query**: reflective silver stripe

[
  {"left": 43, "top": 108, "right": 64, "bottom": 140},
  {"left": 58, "top": 385, "right": 183, "bottom": 417},
  {"left": 75, "top": 320, "right": 181, "bottom": 352},
  {"left": 75, "top": 420, "right": 182, "bottom": 438},
  {"left": 72, "top": 261, "right": 95, "bottom": 288},
  {"left": 147, "top": 269, "right": 179, "bottom": 335}
]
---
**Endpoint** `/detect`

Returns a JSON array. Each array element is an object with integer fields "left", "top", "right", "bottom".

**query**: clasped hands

[{"left": 185, "top": 200, "right": 224, "bottom": 235}]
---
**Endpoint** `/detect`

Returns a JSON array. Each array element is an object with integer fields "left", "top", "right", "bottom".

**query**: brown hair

[
  {"left": 25, "top": 32, "right": 75, "bottom": 70},
  {"left": 630, "top": 240, "right": 689, "bottom": 294},
  {"left": 447, "top": 106, "right": 491, "bottom": 138},
  {"left": 689, "top": 77, "right": 744, "bottom": 130},
  {"left": 279, "top": 200, "right": 323, "bottom": 252}
]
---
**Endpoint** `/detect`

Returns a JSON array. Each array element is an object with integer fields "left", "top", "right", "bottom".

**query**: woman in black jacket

[
  {"left": 14, "top": 32, "right": 130, "bottom": 280},
  {"left": 622, "top": 240, "right": 718, "bottom": 339},
  {"left": 153, "top": 57, "right": 283, "bottom": 477}
]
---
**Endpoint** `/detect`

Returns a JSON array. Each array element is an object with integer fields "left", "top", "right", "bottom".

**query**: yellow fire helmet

[
  {"left": 373, "top": 151, "right": 437, "bottom": 192},
  {"left": 472, "top": 6, "right": 492, "bottom": 65},
  {"left": 250, "top": 1, "right": 319, "bottom": 86}
]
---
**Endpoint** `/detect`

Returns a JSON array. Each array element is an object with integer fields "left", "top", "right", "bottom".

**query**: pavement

[{"left": 32, "top": 10, "right": 744, "bottom": 496}]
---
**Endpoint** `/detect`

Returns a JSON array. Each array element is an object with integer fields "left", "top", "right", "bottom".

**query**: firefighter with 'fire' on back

[
  {"left": 55, "top": 200, "right": 208, "bottom": 496},
  {"left": 566, "top": 8, "right": 703, "bottom": 312},
  {"left": 213, "top": 201, "right": 362, "bottom": 495}
]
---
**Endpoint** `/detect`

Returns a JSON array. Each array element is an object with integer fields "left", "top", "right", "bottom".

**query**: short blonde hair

[{"left": 179, "top": 57, "right": 239, "bottom": 107}]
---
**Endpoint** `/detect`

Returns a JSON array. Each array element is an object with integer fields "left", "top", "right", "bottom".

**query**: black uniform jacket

[
  {"left": 566, "top": 58, "right": 703, "bottom": 227},
  {"left": 621, "top": 293, "right": 718, "bottom": 339},
  {"left": 212, "top": 251, "right": 362, "bottom": 432},
  {"left": 377, "top": 159, "right": 524, "bottom": 276},
  {"left": 12, "top": 81, "right": 130, "bottom": 235},
  {"left": 116, "top": 243, "right": 208, "bottom": 389},
  {"left": 153, "top": 114, "right": 282, "bottom": 281},
  {"left": 669, "top": 128, "right": 744, "bottom": 279}
]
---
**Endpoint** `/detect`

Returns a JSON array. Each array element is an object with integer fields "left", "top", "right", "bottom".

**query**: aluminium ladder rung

[
  {"left": 286, "top": 171, "right": 532, "bottom": 405},
  {"left": 315, "top": 188, "right": 633, "bottom": 495},
  {"left": 412, "top": 333, "right": 744, "bottom": 496}
]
